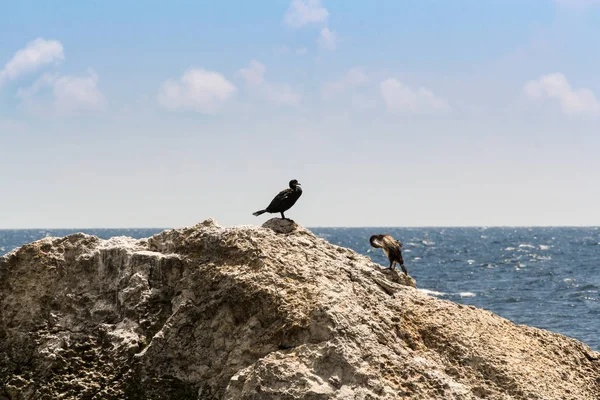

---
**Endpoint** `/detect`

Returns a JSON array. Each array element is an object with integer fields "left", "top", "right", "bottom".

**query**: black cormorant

[
  {"left": 370, "top": 234, "right": 407, "bottom": 275},
  {"left": 253, "top": 179, "right": 302, "bottom": 220}
]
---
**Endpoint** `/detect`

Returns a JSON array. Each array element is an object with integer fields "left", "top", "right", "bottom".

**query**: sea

[{"left": 1, "top": 227, "right": 598, "bottom": 351}]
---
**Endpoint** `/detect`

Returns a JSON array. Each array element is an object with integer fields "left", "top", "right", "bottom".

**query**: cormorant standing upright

[
  {"left": 370, "top": 234, "right": 407, "bottom": 275},
  {"left": 253, "top": 179, "right": 302, "bottom": 220}
]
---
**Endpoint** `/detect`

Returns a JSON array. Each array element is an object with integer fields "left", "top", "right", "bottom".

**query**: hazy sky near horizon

[{"left": 1, "top": 0, "right": 599, "bottom": 228}]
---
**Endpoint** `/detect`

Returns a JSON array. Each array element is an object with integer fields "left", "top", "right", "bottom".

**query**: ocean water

[{"left": 1, "top": 227, "right": 599, "bottom": 351}]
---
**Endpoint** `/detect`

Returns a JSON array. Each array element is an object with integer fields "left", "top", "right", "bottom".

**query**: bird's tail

[{"left": 252, "top": 209, "right": 266, "bottom": 216}]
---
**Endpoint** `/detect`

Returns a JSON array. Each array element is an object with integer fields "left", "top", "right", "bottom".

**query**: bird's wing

[
  {"left": 266, "top": 188, "right": 293, "bottom": 210},
  {"left": 383, "top": 235, "right": 404, "bottom": 263},
  {"left": 382, "top": 235, "right": 402, "bottom": 248}
]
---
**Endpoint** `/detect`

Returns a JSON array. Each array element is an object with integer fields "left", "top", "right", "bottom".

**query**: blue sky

[{"left": 1, "top": 0, "right": 599, "bottom": 228}]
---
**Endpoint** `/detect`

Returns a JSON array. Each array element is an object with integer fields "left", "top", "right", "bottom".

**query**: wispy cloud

[
  {"left": 284, "top": 0, "right": 328, "bottom": 28},
  {"left": 380, "top": 78, "right": 450, "bottom": 114},
  {"left": 0, "top": 38, "right": 64, "bottom": 86},
  {"left": 238, "top": 60, "right": 301, "bottom": 106},
  {"left": 322, "top": 67, "right": 369, "bottom": 99},
  {"left": 17, "top": 69, "right": 105, "bottom": 115},
  {"left": 238, "top": 61, "right": 266, "bottom": 88},
  {"left": 524, "top": 73, "right": 600, "bottom": 116},
  {"left": 53, "top": 70, "right": 105, "bottom": 114},
  {"left": 283, "top": 1, "right": 336, "bottom": 52},
  {"left": 317, "top": 27, "right": 338, "bottom": 51},
  {"left": 157, "top": 68, "right": 236, "bottom": 114},
  {"left": 16, "top": 72, "right": 57, "bottom": 99}
]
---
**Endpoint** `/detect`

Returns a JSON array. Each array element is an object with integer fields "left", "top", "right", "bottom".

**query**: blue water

[{"left": 1, "top": 227, "right": 599, "bottom": 351}]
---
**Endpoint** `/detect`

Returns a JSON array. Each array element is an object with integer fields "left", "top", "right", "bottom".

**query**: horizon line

[{"left": 1, "top": 225, "right": 599, "bottom": 230}]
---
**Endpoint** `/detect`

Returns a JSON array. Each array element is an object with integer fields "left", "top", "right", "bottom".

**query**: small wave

[
  {"left": 419, "top": 288, "right": 446, "bottom": 296},
  {"left": 421, "top": 240, "right": 435, "bottom": 246},
  {"left": 413, "top": 257, "right": 422, "bottom": 261},
  {"left": 504, "top": 297, "right": 521, "bottom": 303},
  {"left": 539, "top": 245, "right": 551, "bottom": 250},
  {"left": 418, "top": 289, "right": 475, "bottom": 298},
  {"left": 467, "top": 259, "right": 475, "bottom": 265},
  {"left": 519, "top": 244, "right": 535, "bottom": 249},
  {"left": 578, "top": 284, "right": 599, "bottom": 291},
  {"left": 563, "top": 278, "right": 577, "bottom": 287},
  {"left": 579, "top": 237, "right": 599, "bottom": 246},
  {"left": 504, "top": 247, "right": 516, "bottom": 251}
]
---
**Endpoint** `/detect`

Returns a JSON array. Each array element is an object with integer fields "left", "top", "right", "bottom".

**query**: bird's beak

[{"left": 296, "top": 183, "right": 301, "bottom": 186}]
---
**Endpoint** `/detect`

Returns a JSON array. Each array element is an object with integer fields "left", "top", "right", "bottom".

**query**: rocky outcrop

[{"left": 0, "top": 219, "right": 599, "bottom": 399}]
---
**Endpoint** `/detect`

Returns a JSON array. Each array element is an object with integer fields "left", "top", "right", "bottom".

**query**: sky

[{"left": 1, "top": 0, "right": 599, "bottom": 228}]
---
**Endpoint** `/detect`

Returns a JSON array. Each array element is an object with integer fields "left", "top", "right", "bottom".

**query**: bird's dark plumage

[
  {"left": 253, "top": 179, "right": 302, "bottom": 220},
  {"left": 370, "top": 234, "right": 407, "bottom": 275}
]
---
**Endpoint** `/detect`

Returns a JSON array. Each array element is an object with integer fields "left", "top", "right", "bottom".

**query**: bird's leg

[
  {"left": 388, "top": 260, "right": 394, "bottom": 270},
  {"left": 280, "top": 211, "right": 286, "bottom": 220},
  {"left": 400, "top": 264, "right": 408, "bottom": 275}
]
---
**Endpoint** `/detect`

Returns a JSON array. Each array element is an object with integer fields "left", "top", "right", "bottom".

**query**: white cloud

[
  {"left": 17, "top": 69, "right": 105, "bottom": 114},
  {"left": 53, "top": 70, "right": 105, "bottom": 113},
  {"left": 157, "top": 68, "right": 236, "bottom": 114},
  {"left": 317, "top": 27, "right": 337, "bottom": 51},
  {"left": 284, "top": 0, "right": 328, "bottom": 28},
  {"left": 380, "top": 78, "right": 450, "bottom": 114},
  {"left": 238, "top": 60, "right": 300, "bottom": 106},
  {"left": 322, "top": 67, "right": 369, "bottom": 99},
  {"left": 16, "top": 72, "right": 58, "bottom": 99},
  {"left": 523, "top": 73, "right": 600, "bottom": 116},
  {"left": 0, "top": 38, "right": 64, "bottom": 85},
  {"left": 238, "top": 60, "right": 266, "bottom": 88},
  {"left": 296, "top": 48, "right": 309, "bottom": 55}
]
